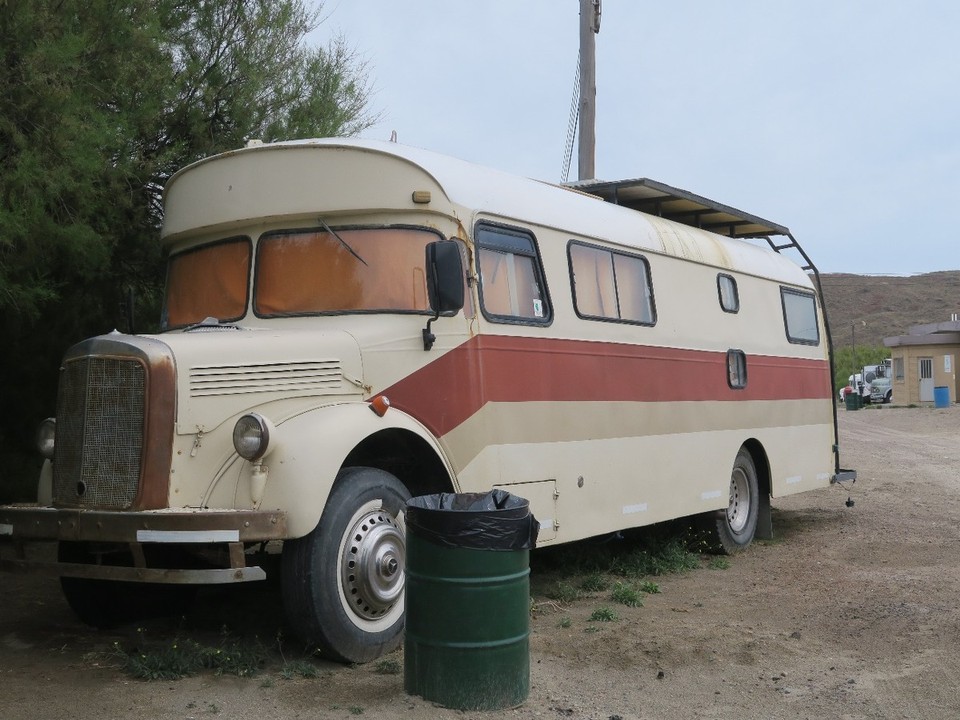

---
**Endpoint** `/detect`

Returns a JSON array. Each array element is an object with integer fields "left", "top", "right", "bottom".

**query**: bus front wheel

[
  {"left": 282, "top": 466, "right": 410, "bottom": 663},
  {"left": 712, "top": 448, "right": 760, "bottom": 554}
]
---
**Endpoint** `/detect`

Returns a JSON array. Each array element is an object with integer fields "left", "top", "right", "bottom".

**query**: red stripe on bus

[{"left": 381, "top": 335, "right": 832, "bottom": 437}]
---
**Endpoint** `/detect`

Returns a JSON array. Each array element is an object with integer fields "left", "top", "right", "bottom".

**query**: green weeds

[
  {"left": 589, "top": 607, "right": 617, "bottom": 622},
  {"left": 280, "top": 659, "right": 322, "bottom": 679},
  {"left": 579, "top": 573, "right": 611, "bottom": 592},
  {"left": 708, "top": 556, "right": 731, "bottom": 570},
  {"left": 114, "top": 631, "right": 266, "bottom": 680},
  {"left": 547, "top": 581, "right": 582, "bottom": 604},
  {"left": 373, "top": 658, "right": 402, "bottom": 675},
  {"left": 610, "top": 582, "right": 644, "bottom": 608}
]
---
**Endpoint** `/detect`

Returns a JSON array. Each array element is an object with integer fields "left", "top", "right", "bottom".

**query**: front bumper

[{"left": 0, "top": 505, "right": 288, "bottom": 584}]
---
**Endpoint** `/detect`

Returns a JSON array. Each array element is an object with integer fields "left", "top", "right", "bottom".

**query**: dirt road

[{"left": 2, "top": 405, "right": 958, "bottom": 719}]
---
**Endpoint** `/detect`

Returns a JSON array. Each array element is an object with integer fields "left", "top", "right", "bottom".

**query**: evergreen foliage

[
  {"left": 832, "top": 344, "right": 890, "bottom": 393},
  {"left": 0, "top": 0, "right": 377, "bottom": 499}
]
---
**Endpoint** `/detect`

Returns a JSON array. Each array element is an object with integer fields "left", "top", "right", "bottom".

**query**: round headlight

[
  {"left": 36, "top": 417, "right": 56, "bottom": 460},
  {"left": 233, "top": 413, "right": 272, "bottom": 461}
]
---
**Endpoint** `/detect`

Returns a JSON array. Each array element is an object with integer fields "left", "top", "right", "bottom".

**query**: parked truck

[{"left": 841, "top": 360, "right": 891, "bottom": 404}]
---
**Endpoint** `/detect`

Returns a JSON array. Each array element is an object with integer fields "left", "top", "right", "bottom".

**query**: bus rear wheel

[
  {"left": 712, "top": 448, "right": 760, "bottom": 554},
  {"left": 282, "top": 466, "right": 410, "bottom": 663}
]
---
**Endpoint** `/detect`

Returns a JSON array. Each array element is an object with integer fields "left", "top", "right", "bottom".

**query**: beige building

[{"left": 884, "top": 319, "right": 960, "bottom": 404}]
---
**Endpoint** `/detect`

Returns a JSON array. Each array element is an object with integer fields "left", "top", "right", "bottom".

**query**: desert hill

[{"left": 817, "top": 271, "right": 960, "bottom": 349}]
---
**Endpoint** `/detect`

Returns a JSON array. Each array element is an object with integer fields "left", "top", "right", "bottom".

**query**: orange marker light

[{"left": 370, "top": 395, "right": 391, "bottom": 417}]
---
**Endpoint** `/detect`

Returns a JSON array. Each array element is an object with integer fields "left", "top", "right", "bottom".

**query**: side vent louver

[{"left": 189, "top": 360, "right": 343, "bottom": 397}]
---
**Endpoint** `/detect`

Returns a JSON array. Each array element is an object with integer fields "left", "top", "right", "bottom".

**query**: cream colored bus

[{"left": 0, "top": 139, "right": 854, "bottom": 662}]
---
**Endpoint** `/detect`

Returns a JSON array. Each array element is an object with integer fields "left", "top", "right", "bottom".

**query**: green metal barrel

[{"left": 404, "top": 492, "right": 537, "bottom": 711}]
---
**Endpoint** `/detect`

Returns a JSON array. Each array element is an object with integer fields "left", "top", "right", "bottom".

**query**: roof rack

[
  {"left": 567, "top": 177, "right": 815, "bottom": 273},
  {"left": 568, "top": 177, "right": 788, "bottom": 238},
  {"left": 568, "top": 177, "right": 852, "bottom": 471}
]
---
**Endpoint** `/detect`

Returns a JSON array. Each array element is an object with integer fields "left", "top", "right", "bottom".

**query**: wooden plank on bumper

[
  {"left": 0, "top": 557, "right": 266, "bottom": 584},
  {"left": 0, "top": 506, "right": 287, "bottom": 543}
]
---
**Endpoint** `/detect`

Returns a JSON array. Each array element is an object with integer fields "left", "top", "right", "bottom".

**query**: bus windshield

[
  {"left": 254, "top": 227, "right": 438, "bottom": 316},
  {"left": 162, "top": 237, "right": 251, "bottom": 330}
]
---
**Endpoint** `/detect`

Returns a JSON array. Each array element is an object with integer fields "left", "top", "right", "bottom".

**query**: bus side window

[
  {"left": 475, "top": 224, "right": 550, "bottom": 324},
  {"left": 568, "top": 241, "right": 655, "bottom": 325},
  {"left": 717, "top": 274, "right": 739, "bottom": 313},
  {"left": 781, "top": 287, "right": 820, "bottom": 345},
  {"left": 614, "top": 253, "right": 655, "bottom": 323},
  {"left": 569, "top": 243, "right": 616, "bottom": 316},
  {"left": 727, "top": 349, "right": 748, "bottom": 388}
]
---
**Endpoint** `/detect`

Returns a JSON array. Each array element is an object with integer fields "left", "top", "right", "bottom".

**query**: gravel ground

[{"left": 2, "top": 404, "right": 958, "bottom": 720}]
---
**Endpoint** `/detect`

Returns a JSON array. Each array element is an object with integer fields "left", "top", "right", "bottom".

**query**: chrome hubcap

[
  {"left": 340, "top": 507, "right": 405, "bottom": 621},
  {"left": 727, "top": 467, "right": 751, "bottom": 534}
]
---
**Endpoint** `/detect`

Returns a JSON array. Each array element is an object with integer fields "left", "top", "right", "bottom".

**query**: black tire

[
  {"left": 58, "top": 542, "right": 197, "bottom": 628},
  {"left": 711, "top": 448, "right": 760, "bottom": 555},
  {"left": 281, "top": 466, "right": 410, "bottom": 663}
]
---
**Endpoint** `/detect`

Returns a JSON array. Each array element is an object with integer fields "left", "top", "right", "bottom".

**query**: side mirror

[
  {"left": 423, "top": 241, "right": 465, "bottom": 350},
  {"left": 426, "top": 240, "right": 464, "bottom": 314}
]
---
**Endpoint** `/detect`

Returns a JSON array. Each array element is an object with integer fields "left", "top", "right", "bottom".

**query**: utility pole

[
  {"left": 851, "top": 322, "right": 857, "bottom": 391},
  {"left": 578, "top": 0, "right": 600, "bottom": 181}
]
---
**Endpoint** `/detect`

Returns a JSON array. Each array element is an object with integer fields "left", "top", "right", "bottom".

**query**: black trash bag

[{"left": 406, "top": 489, "right": 539, "bottom": 551}]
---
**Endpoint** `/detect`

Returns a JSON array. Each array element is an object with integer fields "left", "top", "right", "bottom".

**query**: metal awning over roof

[{"left": 568, "top": 177, "right": 790, "bottom": 239}]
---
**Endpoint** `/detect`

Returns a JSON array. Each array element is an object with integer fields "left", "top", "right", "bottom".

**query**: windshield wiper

[
  {"left": 319, "top": 217, "right": 368, "bottom": 267},
  {"left": 183, "top": 316, "right": 240, "bottom": 332}
]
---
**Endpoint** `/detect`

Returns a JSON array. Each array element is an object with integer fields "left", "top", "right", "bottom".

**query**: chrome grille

[{"left": 53, "top": 356, "right": 146, "bottom": 508}]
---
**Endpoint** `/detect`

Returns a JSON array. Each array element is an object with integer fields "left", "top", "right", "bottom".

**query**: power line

[{"left": 561, "top": 51, "right": 580, "bottom": 183}]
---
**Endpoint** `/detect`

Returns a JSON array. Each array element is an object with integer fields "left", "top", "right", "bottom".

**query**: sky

[{"left": 311, "top": 1, "right": 960, "bottom": 275}]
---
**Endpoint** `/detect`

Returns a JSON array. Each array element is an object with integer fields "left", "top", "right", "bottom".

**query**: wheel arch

[
  {"left": 341, "top": 427, "right": 456, "bottom": 500},
  {"left": 254, "top": 403, "right": 455, "bottom": 538},
  {"left": 741, "top": 437, "right": 773, "bottom": 541},
  {"left": 741, "top": 438, "right": 771, "bottom": 497}
]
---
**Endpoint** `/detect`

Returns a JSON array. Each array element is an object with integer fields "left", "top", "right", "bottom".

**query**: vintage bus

[{"left": 0, "top": 139, "right": 854, "bottom": 663}]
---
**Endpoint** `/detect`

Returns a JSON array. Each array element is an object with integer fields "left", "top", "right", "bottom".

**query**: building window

[
  {"left": 893, "top": 357, "right": 904, "bottom": 381},
  {"left": 717, "top": 274, "right": 739, "bottom": 313},
  {"left": 568, "top": 242, "right": 656, "bottom": 325},
  {"left": 475, "top": 224, "right": 550, "bottom": 324},
  {"left": 780, "top": 288, "right": 820, "bottom": 345},
  {"left": 727, "top": 349, "right": 748, "bottom": 389}
]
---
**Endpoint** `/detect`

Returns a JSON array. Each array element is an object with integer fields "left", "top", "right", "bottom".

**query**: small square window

[
  {"left": 727, "top": 349, "right": 747, "bottom": 389},
  {"left": 781, "top": 288, "right": 820, "bottom": 345},
  {"left": 717, "top": 274, "right": 739, "bottom": 313}
]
